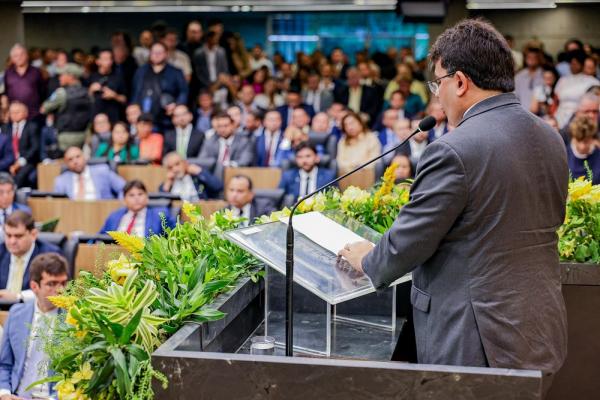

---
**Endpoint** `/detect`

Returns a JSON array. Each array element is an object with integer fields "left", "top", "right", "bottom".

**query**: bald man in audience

[
  {"left": 159, "top": 152, "right": 222, "bottom": 201},
  {"left": 53, "top": 146, "right": 125, "bottom": 200},
  {"left": 224, "top": 175, "right": 275, "bottom": 227}
]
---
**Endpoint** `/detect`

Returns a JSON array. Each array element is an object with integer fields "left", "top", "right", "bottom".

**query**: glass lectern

[{"left": 225, "top": 210, "right": 411, "bottom": 357}]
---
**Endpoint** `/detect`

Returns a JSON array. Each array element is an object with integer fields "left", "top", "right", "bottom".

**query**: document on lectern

[
  {"left": 224, "top": 210, "right": 410, "bottom": 305},
  {"left": 279, "top": 212, "right": 372, "bottom": 255}
]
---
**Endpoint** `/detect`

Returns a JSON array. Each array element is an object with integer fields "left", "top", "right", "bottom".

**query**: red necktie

[
  {"left": 12, "top": 125, "right": 19, "bottom": 158},
  {"left": 222, "top": 144, "right": 230, "bottom": 163},
  {"left": 125, "top": 212, "right": 138, "bottom": 234}
]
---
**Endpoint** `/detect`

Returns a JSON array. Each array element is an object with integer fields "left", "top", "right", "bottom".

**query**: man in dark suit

[
  {"left": 3, "top": 101, "right": 40, "bottom": 188},
  {"left": 0, "top": 211, "right": 63, "bottom": 303},
  {"left": 340, "top": 19, "right": 569, "bottom": 387},
  {"left": 279, "top": 142, "right": 336, "bottom": 203},
  {"left": 225, "top": 175, "right": 275, "bottom": 227},
  {"left": 334, "top": 67, "right": 382, "bottom": 127},
  {"left": 163, "top": 104, "right": 204, "bottom": 159},
  {"left": 276, "top": 89, "right": 315, "bottom": 131},
  {"left": 159, "top": 152, "right": 223, "bottom": 200},
  {"left": 0, "top": 253, "right": 69, "bottom": 398},
  {"left": 0, "top": 173, "right": 31, "bottom": 231},
  {"left": 197, "top": 112, "right": 255, "bottom": 178},
  {"left": 193, "top": 31, "right": 229, "bottom": 91},
  {"left": 255, "top": 110, "right": 285, "bottom": 167}
]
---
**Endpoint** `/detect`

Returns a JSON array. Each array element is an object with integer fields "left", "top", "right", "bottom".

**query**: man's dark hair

[
  {"left": 30, "top": 253, "right": 69, "bottom": 284},
  {"left": 294, "top": 141, "right": 318, "bottom": 155},
  {"left": 230, "top": 174, "right": 253, "bottom": 191},
  {"left": 214, "top": 111, "right": 233, "bottom": 122},
  {"left": 123, "top": 179, "right": 147, "bottom": 195},
  {"left": 429, "top": 18, "right": 515, "bottom": 92},
  {"left": 137, "top": 113, "right": 154, "bottom": 124},
  {"left": 5, "top": 210, "right": 35, "bottom": 231},
  {"left": 565, "top": 49, "right": 587, "bottom": 65},
  {"left": 0, "top": 172, "right": 16, "bottom": 188}
]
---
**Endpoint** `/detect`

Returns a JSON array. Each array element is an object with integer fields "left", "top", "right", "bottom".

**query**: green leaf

[
  {"left": 86, "top": 359, "right": 114, "bottom": 394},
  {"left": 126, "top": 344, "right": 149, "bottom": 362},
  {"left": 119, "top": 308, "right": 144, "bottom": 345},
  {"left": 110, "top": 347, "right": 132, "bottom": 397},
  {"left": 190, "top": 308, "right": 226, "bottom": 322},
  {"left": 25, "top": 375, "right": 62, "bottom": 391}
]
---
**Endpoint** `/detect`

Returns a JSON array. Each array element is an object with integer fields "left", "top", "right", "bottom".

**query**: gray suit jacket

[
  {"left": 363, "top": 93, "right": 568, "bottom": 374},
  {"left": 198, "top": 134, "right": 255, "bottom": 178},
  {"left": 193, "top": 45, "right": 229, "bottom": 89}
]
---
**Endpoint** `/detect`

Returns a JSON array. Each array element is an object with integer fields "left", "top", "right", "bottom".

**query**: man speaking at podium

[{"left": 340, "top": 18, "right": 568, "bottom": 384}]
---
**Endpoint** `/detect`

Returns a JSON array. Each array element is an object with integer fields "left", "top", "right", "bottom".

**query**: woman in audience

[
  {"left": 336, "top": 111, "right": 381, "bottom": 171},
  {"left": 99, "top": 179, "right": 175, "bottom": 237},
  {"left": 390, "top": 153, "right": 414, "bottom": 181},
  {"left": 136, "top": 113, "right": 164, "bottom": 164},
  {"left": 531, "top": 66, "right": 560, "bottom": 117},
  {"left": 85, "top": 113, "right": 112, "bottom": 157},
  {"left": 566, "top": 114, "right": 600, "bottom": 184},
  {"left": 95, "top": 122, "right": 139, "bottom": 164},
  {"left": 254, "top": 78, "right": 284, "bottom": 111}
]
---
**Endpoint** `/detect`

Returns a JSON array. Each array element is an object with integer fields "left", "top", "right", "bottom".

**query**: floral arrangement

[
  {"left": 259, "top": 162, "right": 411, "bottom": 234},
  {"left": 37, "top": 205, "right": 260, "bottom": 400},
  {"left": 558, "top": 176, "right": 600, "bottom": 263}
]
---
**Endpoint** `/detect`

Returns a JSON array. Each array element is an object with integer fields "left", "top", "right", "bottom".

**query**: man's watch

[{"left": 16, "top": 293, "right": 23, "bottom": 303}]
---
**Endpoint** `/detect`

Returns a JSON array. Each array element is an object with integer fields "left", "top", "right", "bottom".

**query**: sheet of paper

[{"left": 281, "top": 211, "right": 372, "bottom": 255}]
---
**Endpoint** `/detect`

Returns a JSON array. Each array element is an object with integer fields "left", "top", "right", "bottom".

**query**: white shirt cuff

[
  {"left": 21, "top": 290, "right": 35, "bottom": 302},
  {"left": 0, "top": 388, "right": 12, "bottom": 396},
  {"left": 17, "top": 157, "right": 27, "bottom": 167}
]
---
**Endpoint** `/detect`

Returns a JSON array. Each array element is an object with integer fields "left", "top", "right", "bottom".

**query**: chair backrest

[
  {"left": 116, "top": 165, "right": 167, "bottom": 192},
  {"left": 254, "top": 188, "right": 285, "bottom": 209},
  {"left": 36, "top": 161, "right": 63, "bottom": 191},
  {"left": 37, "top": 232, "right": 78, "bottom": 278},
  {"left": 224, "top": 167, "right": 281, "bottom": 190}
]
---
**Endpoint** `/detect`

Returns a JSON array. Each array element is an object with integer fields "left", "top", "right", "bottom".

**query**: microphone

[{"left": 283, "top": 115, "right": 436, "bottom": 356}]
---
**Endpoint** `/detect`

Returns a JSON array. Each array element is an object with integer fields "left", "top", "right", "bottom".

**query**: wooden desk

[
  {"left": 37, "top": 162, "right": 63, "bottom": 191},
  {"left": 224, "top": 167, "right": 281, "bottom": 189},
  {"left": 173, "top": 199, "right": 228, "bottom": 221},
  {"left": 75, "top": 243, "right": 128, "bottom": 277},
  {"left": 337, "top": 168, "right": 375, "bottom": 191},
  {"left": 117, "top": 165, "right": 167, "bottom": 192},
  {"left": 29, "top": 198, "right": 122, "bottom": 235}
]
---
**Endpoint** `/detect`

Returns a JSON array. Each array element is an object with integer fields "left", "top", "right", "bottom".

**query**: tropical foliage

[{"left": 38, "top": 205, "right": 259, "bottom": 400}]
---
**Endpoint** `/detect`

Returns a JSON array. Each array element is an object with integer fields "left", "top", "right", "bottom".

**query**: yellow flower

[
  {"left": 56, "top": 380, "right": 76, "bottom": 399},
  {"left": 568, "top": 176, "right": 593, "bottom": 202},
  {"left": 65, "top": 307, "right": 78, "bottom": 326},
  {"left": 107, "top": 254, "right": 138, "bottom": 285},
  {"left": 48, "top": 295, "right": 77, "bottom": 309},
  {"left": 74, "top": 329, "right": 87, "bottom": 340},
  {"left": 182, "top": 201, "right": 202, "bottom": 223},
  {"left": 108, "top": 231, "right": 144, "bottom": 254},
  {"left": 298, "top": 197, "right": 315, "bottom": 213},
  {"left": 71, "top": 362, "right": 93, "bottom": 383}
]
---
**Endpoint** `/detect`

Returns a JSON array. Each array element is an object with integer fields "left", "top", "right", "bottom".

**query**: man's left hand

[
  {"left": 9, "top": 163, "right": 19, "bottom": 175},
  {"left": 338, "top": 241, "right": 375, "bottom": 274}
]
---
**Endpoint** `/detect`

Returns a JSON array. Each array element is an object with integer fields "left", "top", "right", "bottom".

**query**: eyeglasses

[{"left": 426, "top": 72, "right": 456, "bottom": 96}]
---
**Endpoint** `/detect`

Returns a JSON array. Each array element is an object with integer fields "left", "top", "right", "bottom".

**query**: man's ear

[
  {"left": 455, "top": 71, "right": 469, "bottom": 97},
  {"left": 30, "top": 280, "right": 40, "bottom": 292}
]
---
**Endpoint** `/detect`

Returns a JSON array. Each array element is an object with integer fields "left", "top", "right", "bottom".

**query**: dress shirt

[
  {"left": 175, "top": 124, "right": 193, "bottom": 158},
  {"left": 218, "top": 136, "right": 235, "bottom": 166},
  {"left": 14, "top": 302, "right": 58, "bottom": 398},
  {"left": 7, "top": 242, "right": 35, "bottom": 302},
  {"left": 232, "top": 203, "right": 253, "bottom": 227},
  {"left": 117, "top": 208, "right": 147, "bottom": 237},
  {"left": 348, "top": 87, "right": 362, "bottom": 113},
  {"left": 264, "top": 130, "right": 281, "bottom": 167},
  {"left": 205, "top": 46, "right": 218, "bottom": 83},
  {"left": 171, "top": 175, "right": 200, "bottom": 202},
  {"left": 72, "top": 166, "right": 97, "bottom": 201},
  {"left": 432, "top": 122, "right": 447, "bottom": 140},
  {"left": 196, "top": 109, "right": 212, "bottom": 133},
  {"left": 409, "top": 139, "right": 428, "bottom": 162},
  {"left": 299, "top": 167, "right": 318, "bottom": 198},
  {"left": 305, "top": 90, "right": 321, "bottom": 113}
]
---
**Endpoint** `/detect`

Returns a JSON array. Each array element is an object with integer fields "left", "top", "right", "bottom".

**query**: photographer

[{"left": 88, "top": 48, "right": 127, "bottom": 123}]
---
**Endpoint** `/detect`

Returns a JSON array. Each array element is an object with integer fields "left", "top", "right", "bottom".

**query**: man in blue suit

[
  {"left": 0, "top": 173, "right": 30, "bottom": 228},
  {"left": 276, "top": 89, "right": 315, "bottom": 131},
  {"left": 0, "top": 253, "right": 69, "bottom": 399},
  {"left": 53, "top": 146, "right": 126, "bottom": 200},
  {"left": 0, "top": 211, "right": 63, "bottom": 304},
  {"left": 279, "top": 142, "right": 336, "bottom": 203},
  {"left": 100, "top": 179, "right": 175, "bottom": 237},
  {"left": 255, "top": 111, "right": 285, "bottom": 167}
]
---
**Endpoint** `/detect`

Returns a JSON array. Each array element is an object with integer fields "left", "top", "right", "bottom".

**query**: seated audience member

[
  {"left": 277, "top": 88, "right": 315, "bottom": 131},
  {"left": 136, "top": 113, "right": 164, "bottom": 164},
  {"left": 566, "top": 114, "right": 600, "bottom": 184},
  {"left": 559, "top": 93, "right": 599, "bottom": 144},
  {"left": 0, "top": 132, "right": 14, "bottom": 175},
  {"left": 0, "top": 211, "right": 63, "bottom": 303},
  {"left": 0, "top": 173, "right": 30, "bottom": 227},
  {"left": 302, "top": 72, "right": 334, "bottom": 113},
  {"left": 0, "top": 253, "right": 69, "bottom": 398},
  {"left": 244, "top": 111, "right": 263, "bottom": 137},
  {"left": 159, "top": 152, "right": 223, "bottom": 201},
  {"left": 309, "top": 112, "right": 333, "bottom": 137},
  {"left": 377, "top": 109, "right": 401, "bottom": 152},
  {"left": 373, "top": 90, "right": 407, "bottom": 131},
  {"left": 195, "top": 90, "right": 216, "bottom": 133},
  {"left": 198, "top": 112, "right": 255, "bottom": 178},
  {"left": 336, "top": 111, "right": 381, "bottom": 171},
  {"left": 254, "top": 78, "right": 284, "bottom": 111},
  {"left": 96, "top": 122, "right": 139, "bottom": 163},
  {"left": 54, "top": 146, "right": 126, "bottom": 199},
  {"left": 291, "top": 107, "right": 311, "bottom": 134},
  {"left": 3, "top": 101, "right": 39, "bottom": 187},
  {"left": 334, "top": 67, "right": 382, "bottom": 126},
  {"left": 390, "top": 154, "right": 414, "bottom": 181},
  {"left": 125, "top": 103, "right": 142, "bottom": 136},
  {"left": 426, "top": 100, "right": 449, "bottom": 142},
  {"left": 224, "top": 175, "right": 275, "bottom": 227},
  {"left": 100, "top": 180, "right": 175, "bottom": 237},
  {"left": 255, "top": 110, "right": 284, "bottom": 167},
  {"left": 226, "top": 105, "right": 246, "bottom": 137},
  {"left": 86, "top": 113, "right": 112, "bottom": 158},
  {"left": 163, "top": 105, "right": 204, "bottom": 159},
  {"left": 279, "top": 142, "right": 336, "bottom": 200}
]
